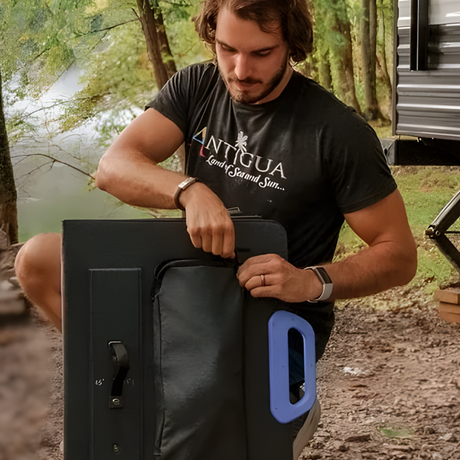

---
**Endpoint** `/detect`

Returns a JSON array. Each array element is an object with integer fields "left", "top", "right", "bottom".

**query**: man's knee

[{"left": 15, "top": 233, "right": 62, "bottom": 292}]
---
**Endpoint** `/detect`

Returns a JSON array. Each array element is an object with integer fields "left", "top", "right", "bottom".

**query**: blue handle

[{"left": 268, "top": 310, "right": 316, "bottom": 424}]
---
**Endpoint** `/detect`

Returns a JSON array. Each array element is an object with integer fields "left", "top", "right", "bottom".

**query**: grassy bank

[{"left": 335, "top": 165, "right": 460, "bottom": 294}]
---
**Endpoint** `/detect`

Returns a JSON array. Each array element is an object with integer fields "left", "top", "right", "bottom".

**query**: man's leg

[{"left": 14, "top": 233, "right": 62, "bottom": 332}]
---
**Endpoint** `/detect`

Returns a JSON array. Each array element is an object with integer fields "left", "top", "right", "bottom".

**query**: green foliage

[
  {"left": 395, "top": 166, "right": 460, "bottom": 291},
  {"left": 161, "top": 0, "right": 210, "bottom": 69},
  {"left": 58, "top": 0, "right": 208, "bottom": 143},
  {"left": 309, "top": 0, "right": 394, "bottom": 115},
  {"left": 415, "top": 246, "right": 456, "bottom": 294},
  {"left": 1, "top": 0, "right": 115, "bottom": 145},
  {"left": 58, "top": 18, "right": 156, "bottom": 133},
  {"left": 394, "top": 167, "right": 460, "bottom": 226},
  {"left": 313, "top": 0, "right": 349, "bottom": 60},
  {"left": 0, "top": 0, "right": 106, "bottom": 99}
]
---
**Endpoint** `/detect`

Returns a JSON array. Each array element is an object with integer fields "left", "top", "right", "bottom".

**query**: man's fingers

[
  {"left": 237, "top": 254, "right": 282, "bottom": 286},
  {"left": 244, "top": 273, "right": 269, "bottom": 290},
  {"left": 237, "top": 254, "right": 314, "bottom": 303},
  {"left": 211, "top": 231, "right": 224, "bottom": 257},
  {"left": 221, "top": 226, "right": 236, "bottom": 259},
  {"left": 189, "top": 232, "right": 203, "bottom": 250},
  {"left": 245, "top": 277, "right": 282, "bottom": 299},
  {"left": 187, "top": 221, "right": 236, "bottom": 258},
  {"left": 248, "top": 286, "right": 276, "bottom": 298},
  {"left": 182, "top": 183, "right": 236, "bottom": 258}
]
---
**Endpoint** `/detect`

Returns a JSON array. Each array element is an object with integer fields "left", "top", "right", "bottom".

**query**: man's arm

[
  {"left": 237, "top": 189, "right": 417, "bottom": 301},
  {"left": 96, "top": 108, "right": 235, "bottom": 258}
]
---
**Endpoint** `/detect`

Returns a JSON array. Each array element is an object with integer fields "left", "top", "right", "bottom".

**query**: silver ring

[{"left": 260, "top": 274, "right": 265, "bottom": 286}]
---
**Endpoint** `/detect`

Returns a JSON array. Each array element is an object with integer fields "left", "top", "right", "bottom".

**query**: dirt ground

[
  {"left": 1, "top": 285, "right": 460, "bottom": 460},
  {"left": 302, "top": 287, "right": 460, "bottom": 460}
]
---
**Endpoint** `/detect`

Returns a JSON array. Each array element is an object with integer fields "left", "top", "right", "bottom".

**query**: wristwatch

[
  {"left": 173, "top": 177, "right": 201, "bottom": 210},
  {"left": 304, "top": 266, "right": 333, "bottom": 303}
]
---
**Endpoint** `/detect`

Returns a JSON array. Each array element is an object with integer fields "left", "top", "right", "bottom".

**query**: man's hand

[
  {"left": 180, "top": 182, "right": 236, "bottom": 259},
  {"left": 236, "top": 254, "right": 322, "bottom": 302}
]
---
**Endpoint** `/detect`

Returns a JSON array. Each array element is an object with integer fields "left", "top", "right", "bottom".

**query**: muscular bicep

[
  {"left": 344, "top": 189, "right": 415, "bottom": 250},
  {"left": 105, "top": 108, "right": 185, "bottom": 164}
]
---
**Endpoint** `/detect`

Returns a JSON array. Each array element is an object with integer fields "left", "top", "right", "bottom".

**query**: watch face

[
  {"left": 316, "top": 267, "right": 332, "bottom": 285},
  {"left": 305, "top": 266, "right": 333, "bottom": 302}
]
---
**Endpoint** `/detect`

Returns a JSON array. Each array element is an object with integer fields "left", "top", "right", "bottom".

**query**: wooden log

[
  {"left": 434, "top": 288, "right": 460, "bottom": 305},
  {"left": 438, "top": 308, "right": 460, "bottom": 324},
  {"left": 438, "top": 301, "right": 460, "bottom": 315}
]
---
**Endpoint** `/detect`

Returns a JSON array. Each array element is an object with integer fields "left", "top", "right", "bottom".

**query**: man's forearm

[
  {"left": 96, "top": 149, "right": 187, "bottom": 210},
  {"left": 238, "top": 190, "right": 417, "bottom": 303},
  {"left": 326, "top": 189, "right": 418, "bottom": 301},
  {"left": 323, "top": 241, "right": 417, "bottom": 301},
  {"left": 237, "top": 241, "right": 417, "bottom": 304}
]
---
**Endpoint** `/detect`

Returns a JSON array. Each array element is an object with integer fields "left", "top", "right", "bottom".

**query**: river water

[{"left": 11, "top": 66, "right": 153, "bottom": 242}]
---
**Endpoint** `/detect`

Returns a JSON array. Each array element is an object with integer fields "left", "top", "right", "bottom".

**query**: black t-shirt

[
  {"left": 147, "top": 62, "right": 396, "bottom": 267},
  {"left": 147, "top": 62, "right": 397, "bottom": 360}
]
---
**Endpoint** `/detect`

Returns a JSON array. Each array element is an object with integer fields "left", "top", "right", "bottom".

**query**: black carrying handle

[{"left": 108, "top": 341, "right": 130, "bottom": 409}]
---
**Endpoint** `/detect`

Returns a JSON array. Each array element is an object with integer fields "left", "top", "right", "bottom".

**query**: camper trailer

[{"left": 388, "top": 0, "right": 460, "bottom": 270}]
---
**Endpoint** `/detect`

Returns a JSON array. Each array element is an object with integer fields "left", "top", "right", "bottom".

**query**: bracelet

[{"left": 173, "top": 177, "right": 201, "bottom": 210}]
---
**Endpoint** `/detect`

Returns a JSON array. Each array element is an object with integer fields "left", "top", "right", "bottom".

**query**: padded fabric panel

[{"left": 152, "top": 261, "right": 247, "bottom": 460}]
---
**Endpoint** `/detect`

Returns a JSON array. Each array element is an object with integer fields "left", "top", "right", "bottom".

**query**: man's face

[{"left": 215, "top": 7, "right": 292, "bottom": 105}]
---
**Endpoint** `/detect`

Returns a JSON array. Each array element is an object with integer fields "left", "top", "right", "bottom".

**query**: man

[
  {"left": 95, "top": 0, "right": 416, "bottom": 354},
  {"left": 15, "top": 0, "right": 416, "bottom": 453}
]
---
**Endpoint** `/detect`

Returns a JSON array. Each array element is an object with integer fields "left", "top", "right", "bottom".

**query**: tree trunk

[
  {"left": 377, "top": 52, "right": 392, "bottom": 93},
  {"left": 361, "top": 0, "right": 386, "bottom": 120},
  {"left": 136, "top": 0, "right": 169, "bottom": 90},
  {"left": 329, "top": 4, "right": 362, "bottom": 114},
  {"left": 377, "top": 4, "right": 392, "bottom": 97},
  {"left": 0, "top": 69, "right": 18, "bottom": 246},
  {"left": 136, "top": 1, "right": 185, "bottom": 170},
  {"left": 156, "top": 8, "right": 177, "bottom": 79},
  {"left": 318, "top": 50, "right": 333, "bottom": 92}
]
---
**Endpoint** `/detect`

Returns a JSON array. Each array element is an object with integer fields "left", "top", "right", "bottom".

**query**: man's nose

[{"left": 234, "top": 54, "right": 252, "bottom": 81}]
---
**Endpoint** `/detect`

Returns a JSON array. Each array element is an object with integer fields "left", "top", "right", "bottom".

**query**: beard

[{"left": 220, "top": 58, "right": 288, "bottom": 104}]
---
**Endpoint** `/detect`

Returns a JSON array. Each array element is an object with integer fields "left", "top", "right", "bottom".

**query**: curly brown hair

[{"left": 194, "top": 0, "right": 313, "bottom": 63}]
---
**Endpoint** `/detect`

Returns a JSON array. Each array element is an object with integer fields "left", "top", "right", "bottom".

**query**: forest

[{"left": 0, "top": 0, "right": 395, "bottom": 243}]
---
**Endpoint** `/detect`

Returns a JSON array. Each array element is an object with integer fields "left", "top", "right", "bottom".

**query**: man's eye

[
  {"left": 255, "top": 51, "right": 271, "bottom": 57},
  {"left": 220, "top": 44, "right": 235, "bottom": 53}
]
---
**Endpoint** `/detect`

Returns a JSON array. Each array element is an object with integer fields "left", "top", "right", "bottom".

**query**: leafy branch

[
  {"left": 75, "top": 18, "right": 140, "bottom": 37},
  {"left": 12, "top": 153, "right": 95, "bottom": 180}
]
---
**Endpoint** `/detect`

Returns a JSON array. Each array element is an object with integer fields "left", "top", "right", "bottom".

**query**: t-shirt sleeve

[
  {"left": 144, "top": 68, "right": 192, "bottom": 134},
  {"left": 145, "top": 63, "right": 214, "bottom": 135},
  {"left": 323, "top": 109, "right": 397, "bottom": 215},
  {"left": 145, "top": 62, "right": 218, "bottom": 142}
]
